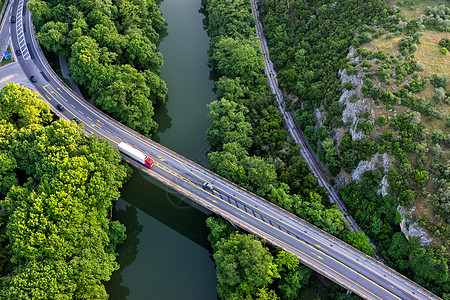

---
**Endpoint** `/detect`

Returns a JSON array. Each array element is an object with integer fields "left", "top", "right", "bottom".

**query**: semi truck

[{"left": 118, "top": 142, "right": 154, "bottom": 168}]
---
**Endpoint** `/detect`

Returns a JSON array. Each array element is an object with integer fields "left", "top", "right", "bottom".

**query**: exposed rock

[
  {"left": 338, "top": 47, "right": 374, "bottom": 141},
  {"left": 381, "top": 153, "right": 392, "bottom": 173},
  {"left": 398, "top": 206, "right": 433, "bottom": 246},
  {"left": 352, "top": 153, "right": 380, "bottom": 182},
  {"left": 350, "top": 153, "right": 392, "bottom": 197},
  {"left": 378, "top": 175, "right": 389, "bottom": 196},
  {"left": 335, "top": 168, "right": 352, "bottom": 188},
  {"left": 314, "top": 107, "right": 325, "bottom": 129}
]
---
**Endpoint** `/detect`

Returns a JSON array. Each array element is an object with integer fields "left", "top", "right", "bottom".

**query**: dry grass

[
  {"left": 413, "top": 196, "right": 444, "bottom": 246},
  {"left": 362, "top": 32, "right": 450, "bottom": 78},
  {"left": 416, "top": 84, "right": 435, "bottom": 99},
  {"left": 415, "top": 31, "right": 450, "bottom": 76},
  {"left": 388, "top": 0, "right": 449, "bottom": 20},
  {"left": 361, "top": 0, "right": 450, "bottom": 247},
  {"left": 363, "top": 35, "right": 403, "bottom": 55},
  {"left": 420, "top": 103, "right": 450, "bottom": 135}
]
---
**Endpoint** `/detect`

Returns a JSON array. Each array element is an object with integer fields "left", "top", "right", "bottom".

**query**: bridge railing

[{"left": 26, "top": 5, "right": 440, "bottom": 300}]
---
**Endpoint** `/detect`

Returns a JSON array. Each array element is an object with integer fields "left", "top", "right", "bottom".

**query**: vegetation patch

[
  {"left": 0, "top": 45, "right": 14, "bottom": 66},
  {"left": 415, "top": 31, "right": 450, "bottom": 76},
  {"left": 29, "top": 0, "right": 168, "bottom": 136},
  {"left": 389, "top": 0, "right": 449, "bottom": 19},
  {"left": 0, "top": 83, "right": 129, "bottom": 299},
  {"left": 260, "top": 0, "right": 450, "bottom": 296}
]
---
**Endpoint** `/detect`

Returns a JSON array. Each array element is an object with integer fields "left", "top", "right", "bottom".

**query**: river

[{"left": 104, "top": 0, "right": 218, "bottom": 298}]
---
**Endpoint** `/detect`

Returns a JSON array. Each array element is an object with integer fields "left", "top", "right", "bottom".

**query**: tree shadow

[{"left": 105, "top": 202, "right": 143, "bottom": 300}]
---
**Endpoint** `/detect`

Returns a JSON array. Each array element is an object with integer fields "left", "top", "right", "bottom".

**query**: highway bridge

[{"left": 1, "top": 0, "right": 441, "bottom": 299}]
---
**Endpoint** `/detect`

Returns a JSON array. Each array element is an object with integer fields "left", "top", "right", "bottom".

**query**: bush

[
  {"left": 433, "top": 87, "right": 447, "bottom": 104},
  {"left": 375, "top": 116, "right": 387, "bottom": 126},
  {"left": 441, "top": 47, "right": 449, "bottom": 55},
  {"left": 360, "top": 32, "right": 373, "bottom": 43},
  {"left": 344, "top": 82, "right": 354, "bottom": 90},
  {"left": 439, "top": 38, "right": 450, "bottom": 49},
  {"left": 431, "top": 129, "right": 445, "bottom": 144},
  {"left": 430, "top": 75, "right": 448, "bottom": 88},
  {"left": 415, "top": 61, "right": 425, "bottom": 71}
]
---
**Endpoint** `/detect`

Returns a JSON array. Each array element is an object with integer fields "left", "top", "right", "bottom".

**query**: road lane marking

[
  {"left": 207, "top": 197, "right": 217, "bottom": 203},
  {"left": 145, "top": 157, "right": 413, "bottom": 298},
  {"left": 43, "top": 85, "right": 119, "bottom": 145},
  {"left": 87, "top": 117, "right": 92, "bottom": 121},
  {"left": 28, "top": 5, "right": 431, "bottom": 300},
  {"left": 312, "top": 253, "right": 324, "bottom": 260},
  {"left": 316, "top": 244, "right": 328, "bottom": 251},
  {"left": 71, "top": 104, "right": 75, "bottom": 108},
  {"left": 79, "top": 111, "right": 84, "bottom": 115},
  {"left": 41, "top": 81, "right": 415, "bottom": 300}
]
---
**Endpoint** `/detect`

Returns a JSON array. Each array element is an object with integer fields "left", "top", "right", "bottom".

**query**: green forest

[
  {"left": 0, "top": 83, "right": 129, "bottom": 298},
  {"left": 28, "top": 0, "right": 167, "bottom": 136},
  {"left": 201, "top": 0, "right": 374, "bottom": 298},
  {"left": 1, "top": 0, "right": 448, "bottom": 298},
  {"left": 259, "top": 0, "right": 450, "bottom": 298},
  {"left": 200, "top": 0, "right": 450, "bottom": 299}
]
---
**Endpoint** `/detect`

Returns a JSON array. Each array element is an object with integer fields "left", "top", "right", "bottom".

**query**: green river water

[
  {"left": 104, "top": 0, "right": 332, "bottom": 298},
  {"left": 105, "top": 0, "right": 218, "bottom": 298}
]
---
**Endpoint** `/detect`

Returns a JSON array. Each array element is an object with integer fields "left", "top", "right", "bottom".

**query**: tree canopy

[
  {"left": 0, "top": 83, "right": 129, "bottom": 299},
  {"left": 29, "top": 0, "right": 167, "bottom": 136}
]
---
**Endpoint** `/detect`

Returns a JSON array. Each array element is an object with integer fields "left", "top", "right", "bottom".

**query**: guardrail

[{"left": 25, "top": 4, "right": 441, "bottom": 300}]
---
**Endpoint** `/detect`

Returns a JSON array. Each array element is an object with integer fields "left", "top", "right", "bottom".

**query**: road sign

[{"left": 3, "top": 51, "right": 10, "bottom": 60}]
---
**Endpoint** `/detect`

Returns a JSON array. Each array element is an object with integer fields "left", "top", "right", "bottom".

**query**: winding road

[{"left": 0, "top": 0, "right": 441, "bottom": 299}]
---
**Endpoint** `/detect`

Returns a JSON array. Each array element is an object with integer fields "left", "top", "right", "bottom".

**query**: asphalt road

[{"left": 0, "top": 0, "right": 441, "bottom": 299}]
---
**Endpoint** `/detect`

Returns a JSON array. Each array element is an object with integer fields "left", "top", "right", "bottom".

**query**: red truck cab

[{"left": 144, "top": 157, "right": 154, "bottom": 168}]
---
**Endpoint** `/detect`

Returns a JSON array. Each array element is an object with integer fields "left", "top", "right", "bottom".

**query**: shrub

[
  {"left": 439, "top": 38, "right": 450, "bottom": 49},
  {"left": 441, "top": 47, "right": 449, "bottom": 55},
  {"left": 360, "top": 32, "right": 373, "bottom": 43},
  {"left": 375, "top": 116, "right": 387, "bottom": 126},
  {"left": 431, "top": 129, "right": 445, "bottom": 144},
  {"left": 415, "top": 61, "right": 425, "bottom": 71},
  {"left": 433, "top": 87, "right": 446, "bottom": 104},
  {"left": 344, "top": 82, "right": 354, "bottom": 90}
]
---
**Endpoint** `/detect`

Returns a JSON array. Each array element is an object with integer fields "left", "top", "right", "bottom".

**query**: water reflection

[{"left": 106, "top": 168, "right": 217, "bottom": 300}]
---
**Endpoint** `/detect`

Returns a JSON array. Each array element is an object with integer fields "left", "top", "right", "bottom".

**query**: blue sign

[{"left": 3, "top": 51, "right": 10, "bottom": 60}]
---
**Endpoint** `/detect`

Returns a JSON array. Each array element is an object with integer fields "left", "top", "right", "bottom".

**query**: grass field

[
  {"left": 363, "top": 35, "right": 403, "bottom": 55},
  {"left": 0, "top": 45, "right": 14, "bottom": 66},
  {"left": 388, "top": 0, "right": 450, "bottom": 19},
  {"left": 415, "top": 31, "right": 450, "bottom": 76}
]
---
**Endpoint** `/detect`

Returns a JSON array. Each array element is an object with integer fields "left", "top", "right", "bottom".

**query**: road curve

[{"left": 2, "top": 0, "right": 441, "bottom": 299}]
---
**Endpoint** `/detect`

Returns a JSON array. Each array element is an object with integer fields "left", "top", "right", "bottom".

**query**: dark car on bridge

[
  {"left": 11, "top": 16, "right": 15, "bottom": 23},
  {"left": 15, "top": 49, "right": 21, "bottom": 56},
  {"left": 29, "top": 75, "right": 37, "bottom": 83},
  {"left": 203, "top": 182, "right": 214, "bottom": 192},
  {"left": 57, "top": 104, "right": 65, "bottom": 112},
  {"left": 72, "top": 117, "right": 81, "bottom": 124}
]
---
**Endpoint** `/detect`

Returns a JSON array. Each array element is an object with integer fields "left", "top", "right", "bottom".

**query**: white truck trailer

[{"left": 118, "top": 142, "right": 154, "bottom": 168}]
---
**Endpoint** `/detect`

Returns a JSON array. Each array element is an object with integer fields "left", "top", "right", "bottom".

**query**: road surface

[{"left": 0, "top": 1, "right": 441, "bottom": 299}]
